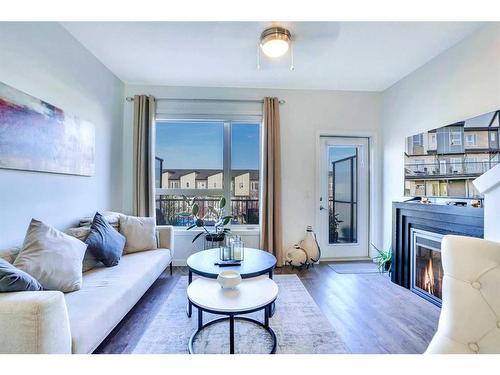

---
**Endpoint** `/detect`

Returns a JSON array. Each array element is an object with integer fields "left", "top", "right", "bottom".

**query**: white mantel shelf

[
  {"left": 473, "top": 164, "right": 500, "bottom": 242},
  {"left": 473, "top": 163, "right": 500, "bottom": 194}
]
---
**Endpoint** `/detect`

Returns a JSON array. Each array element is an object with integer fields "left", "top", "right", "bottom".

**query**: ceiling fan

[{"left": 257, "top": 22, "right": 341, "bottom": 71}]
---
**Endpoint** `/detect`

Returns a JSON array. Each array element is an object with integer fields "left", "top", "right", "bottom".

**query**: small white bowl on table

[{"left": 217, "top": 270, "right": 242, "bottom": 289}]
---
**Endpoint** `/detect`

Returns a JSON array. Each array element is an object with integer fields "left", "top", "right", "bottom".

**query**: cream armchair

[{"left": 426, "top": 235, "right": 500, "bottom": 354}]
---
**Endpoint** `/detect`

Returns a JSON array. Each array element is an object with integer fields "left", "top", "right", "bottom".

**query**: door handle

[{"left": 320, "top": 205, "right": 326, "bottom": 211}]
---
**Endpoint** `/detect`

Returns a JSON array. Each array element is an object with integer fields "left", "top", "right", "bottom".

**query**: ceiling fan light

[{"left": 260, "top": 27, "right": 291, "bottom": 58}]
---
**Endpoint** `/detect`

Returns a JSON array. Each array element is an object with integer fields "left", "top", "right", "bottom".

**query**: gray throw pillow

[
  {"left": 85, "top": 212, "right": 126, "bottom": 267},
  {"left": 0, "top": 259, "right": 43, "bottom": 292},
  {"left": 14, "top": 219, "right": 87, "bottom": 292}
]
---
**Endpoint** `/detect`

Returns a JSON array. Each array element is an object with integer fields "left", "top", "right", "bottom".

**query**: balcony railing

[
  {"left": 156, "top": 197, "right": 259, "bottom": 226},
  {"left": 405, "top": 160, "right": 499, "bottom": 178}
]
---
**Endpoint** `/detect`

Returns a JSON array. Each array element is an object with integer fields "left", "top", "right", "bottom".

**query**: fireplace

[
  {"left": 392, "top": 201, "right": 484, "bottom": 306},
  {"left": 411, "top": 229, "right": 443, "bottom": 306}
]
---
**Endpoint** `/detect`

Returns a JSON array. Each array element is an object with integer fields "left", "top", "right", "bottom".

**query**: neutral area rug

[
  {"left": 328, "top": 261, "right": 380, "bottom": 274},
  {"left": 131, "top": 274, "right": 349, "bottom": 354}
]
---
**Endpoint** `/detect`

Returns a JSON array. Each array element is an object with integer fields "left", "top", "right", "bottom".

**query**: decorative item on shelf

[
  {"left": 217, "top": 270, "right": 242, "bottom": 289},
  {"left": 182, "top": 195, "right": 232, "bottom": 248},
  {"left": 371, "top": 243, "right": 392, "bottom": 275}
]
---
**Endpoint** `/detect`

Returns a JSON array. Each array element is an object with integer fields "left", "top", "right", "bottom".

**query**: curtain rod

[{"left": 125, "top": 96, "right": 285, "bottom": 104}]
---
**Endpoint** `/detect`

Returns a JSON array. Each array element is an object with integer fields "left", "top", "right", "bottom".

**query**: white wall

[
  {"left": 381, "top": 23, "right": 500, "bottom": 247},
  {"left": 122, "top": 85, "right": 383, "bottom": 261},
  {"left": 0, "top": 22, "right": 125, "bottom": 247}
]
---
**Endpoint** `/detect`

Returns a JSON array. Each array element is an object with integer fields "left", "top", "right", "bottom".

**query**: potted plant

[
  {"left": 329, "top": 212, "right": 343, "bottom": 242},
  {"left": 181, "top": 195, "right": 233, "bottom": 243},
  {"left": 371, "top": 243, "right": 392, "bottom": 274}
]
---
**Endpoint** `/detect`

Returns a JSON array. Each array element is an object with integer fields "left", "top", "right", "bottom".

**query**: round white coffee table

[{"left": 187, "top": 276, "right": 278, "bottom": 354}]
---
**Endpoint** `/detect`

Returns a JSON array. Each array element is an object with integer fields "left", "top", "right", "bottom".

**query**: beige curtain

[
  {"left": 133, "top": 95, "right": 156, "bottom": 217},
  {"left": 260, "top": 97, "right": 284, "bottom": 266}
]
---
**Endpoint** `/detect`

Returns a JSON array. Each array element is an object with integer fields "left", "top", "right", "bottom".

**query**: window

[
  {"left": 413, "top": 159, "right": 425, "bottom": 172},
  {"left": 412, "top": 134, "right": 423, "bottom": 146},
  {"left": 428, "top": 133, "right": 437, "bottom": 148},
  {"left": 449, "top": 131, "right": 462, "bottom": 146},
  {"left": 450, "top": 157, "right": 463, "bottom": 173},
  {"left": 465, "top": 134, "right": 477, "bottom": 146},
  {"left": 155, "top": 120, "right": 261, "bottom": 226},
  {"left": 231, "top": 123, "right": 261, "bottom": 224}
]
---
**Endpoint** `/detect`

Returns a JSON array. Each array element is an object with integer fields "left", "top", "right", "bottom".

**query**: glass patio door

[{"left": 319, "top": 136, "right": 369, "bottom": 259}]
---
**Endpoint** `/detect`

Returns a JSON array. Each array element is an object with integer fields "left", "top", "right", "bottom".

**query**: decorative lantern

[{"left": 219, "top": 245, "right": 233, "bottom": 261}]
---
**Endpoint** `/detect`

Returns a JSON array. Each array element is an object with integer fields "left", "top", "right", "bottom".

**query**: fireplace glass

[{"left": 411, "top": 230, "right": 444, "bottom": 305}]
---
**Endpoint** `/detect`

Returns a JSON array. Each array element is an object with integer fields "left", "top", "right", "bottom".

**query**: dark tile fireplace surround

[{"left": 392, "top": 201, "right": 484, "bottom": 307}]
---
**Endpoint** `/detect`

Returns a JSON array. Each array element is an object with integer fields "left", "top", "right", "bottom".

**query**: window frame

[
  {"left": 449, "top": 131, "right": 462, "bottom": 146},
  {"left": 154, "top": 115, "right": 262, "bottom": 226},
  {"left": 465, "top": 133, "right": 477, "bottom": 146}
]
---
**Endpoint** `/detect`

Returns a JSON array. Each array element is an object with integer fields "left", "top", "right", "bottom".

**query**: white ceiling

[{"left": 61, "top": 22, "right": 484, "bottom": 91}]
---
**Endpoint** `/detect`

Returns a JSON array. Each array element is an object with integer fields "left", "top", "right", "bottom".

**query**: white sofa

[
  {"left": 0, "top": 225, "right": 174, "bottom": 354},
  {"left": 426, "top": 235, "right": 500, "bottom": 354}
]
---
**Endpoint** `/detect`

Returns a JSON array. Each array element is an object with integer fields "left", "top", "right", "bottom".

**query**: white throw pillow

[
  {"left": 119, "top": 215, "right": 157, "bottom": 254},
  {"left": 14, "top": 219, "right": 87, "bottom": 292}
]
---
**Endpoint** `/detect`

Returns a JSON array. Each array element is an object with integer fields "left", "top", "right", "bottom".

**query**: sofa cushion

[
  {"left": 0, "top": 247, "right": 20, "bottom": 264},
  {"left": 14, "top": 219, "right": 87, "bottom": 292},
  {"left": 64, "top": 248, "right": 172, "bottom": 354},
  {"left": 66, "top": 226, "right": 102, "bottom": 273},
  {"left": 85, "top": 212, "right": 126, "bottom": 267},
  {"left": 0, "top": 259, "right": 43, "bottom": 292},
  {"left": 79, "top": 211, "right": 123, "bottom": 229},
  {"left": 119, "top": 215, "right": 157, "bottom": 254},
  {"left": 0, "top": 290, "right": 72, "bottom": 353}
]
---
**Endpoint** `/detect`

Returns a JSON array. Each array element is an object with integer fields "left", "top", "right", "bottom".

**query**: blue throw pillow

[
  {"left": 85, "top": 212, "right": 126, "bottom": 267},
  {"left": 0, "top": 259, "right": 43, "bottom": 292}
]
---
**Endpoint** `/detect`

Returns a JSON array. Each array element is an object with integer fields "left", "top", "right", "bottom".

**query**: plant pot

[{"left": 205, "top": 233, "right": 225, "bottom": 242}]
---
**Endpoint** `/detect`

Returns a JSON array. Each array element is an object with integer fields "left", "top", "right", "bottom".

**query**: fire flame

[{"left": 423, "top": 257, "right": 435, "bottom": 295}]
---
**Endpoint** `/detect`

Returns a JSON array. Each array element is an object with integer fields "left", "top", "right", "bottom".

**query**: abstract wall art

[{"left": 0, "top": 81, "right": 95, "bottom": 176}]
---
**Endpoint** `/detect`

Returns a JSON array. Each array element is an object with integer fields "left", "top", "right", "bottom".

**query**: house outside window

[
  {"left": 449, "top": 131, "right": 462, "bottom": 146},
  {"left": 413, "top": 134, "right": 423, "bottom": 146},
  {"left": 155, "top": 120, "right": 261, "bottom": 226},
  {"left": 450, "top": 157, "right": 463, "bottom": 173},
  {"left": 465, "top": 134, "right": 477, "bottom": 146},
  {"left": 428, "top": 133, "right": 437, "bottom": 150}
]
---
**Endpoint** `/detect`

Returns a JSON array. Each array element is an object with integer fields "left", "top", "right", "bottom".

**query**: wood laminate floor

[{"left": 95, "top": 264, "right": 440, "bottom": 354}]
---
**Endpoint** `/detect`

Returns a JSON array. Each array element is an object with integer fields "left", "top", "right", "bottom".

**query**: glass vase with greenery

[{"left": 180, "top": 195, "right": 232, "bottom": 243}]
